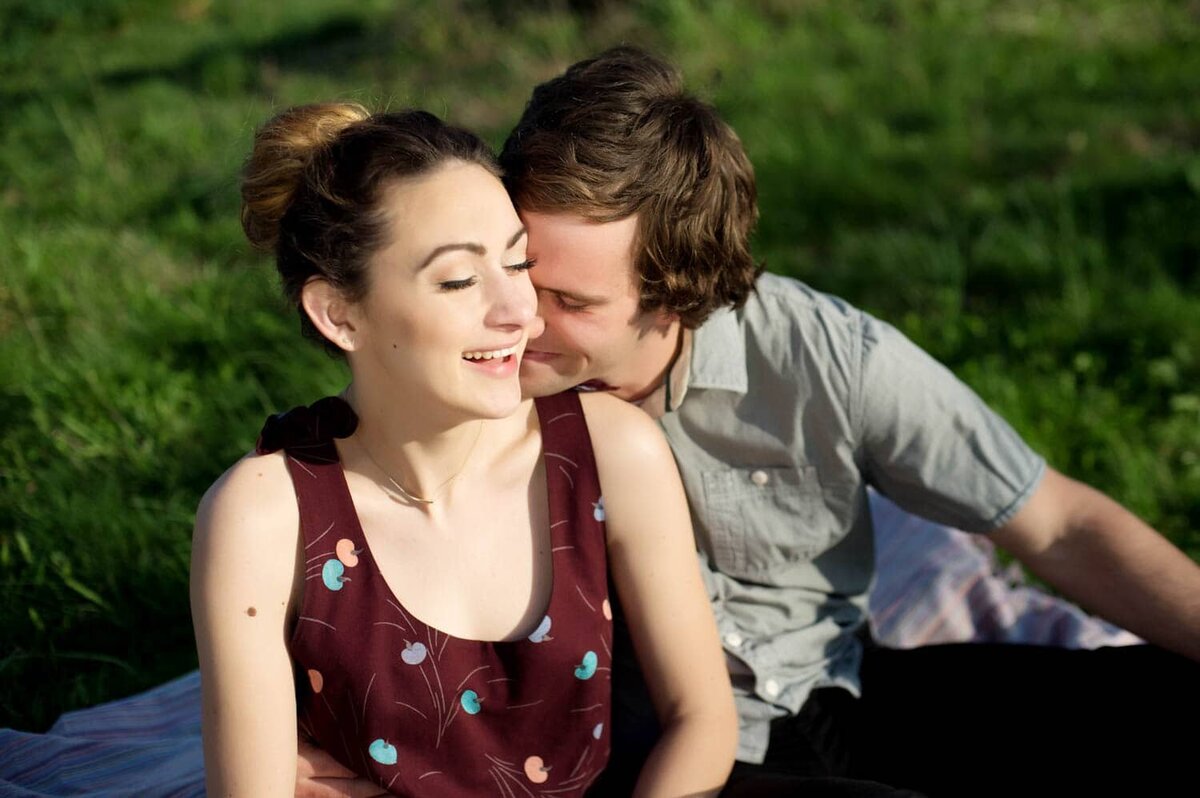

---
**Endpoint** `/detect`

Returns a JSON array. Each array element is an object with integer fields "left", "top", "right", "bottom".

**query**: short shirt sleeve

[{"left": 855, "top": 313, "right": 1045, "bottom": 533}]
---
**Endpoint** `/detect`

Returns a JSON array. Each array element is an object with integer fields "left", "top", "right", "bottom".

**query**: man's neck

[
  {"left": 623, "top": 321, "right": 684, "bottom": 404},
  {"left": 630, "top": 325, "right": 693, "bottom": 420}
]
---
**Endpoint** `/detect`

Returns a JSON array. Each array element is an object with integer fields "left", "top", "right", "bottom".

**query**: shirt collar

[{"left": 687, "top": 304, "right": 748, "bottom": 394}]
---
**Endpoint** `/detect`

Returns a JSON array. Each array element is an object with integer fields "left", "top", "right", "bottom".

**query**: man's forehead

[{"left": 523, "top": 210, "right": 639, "bottom": 295}]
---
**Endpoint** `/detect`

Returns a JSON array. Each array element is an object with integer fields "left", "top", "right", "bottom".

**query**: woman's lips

[{"left": 463, "top": 353, "right": 519, "bottom": 377}]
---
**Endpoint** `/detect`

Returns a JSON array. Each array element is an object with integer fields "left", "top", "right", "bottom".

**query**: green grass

[{"left": 2, "top": 0, "right": 1197, "bottom": 731}]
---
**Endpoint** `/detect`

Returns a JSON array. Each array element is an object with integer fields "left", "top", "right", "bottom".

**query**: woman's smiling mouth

[{"left": 462, "top": 344, "right": 518, "bottom": 361}]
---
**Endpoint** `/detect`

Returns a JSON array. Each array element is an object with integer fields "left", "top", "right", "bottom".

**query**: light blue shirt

[{"left": 652, "top": 273, "right": 1045, "bottom": 762}]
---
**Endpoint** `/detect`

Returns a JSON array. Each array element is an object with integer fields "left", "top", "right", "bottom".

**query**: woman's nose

[{"left": 485, "top": 270, "right": 538, "bottom": 330}]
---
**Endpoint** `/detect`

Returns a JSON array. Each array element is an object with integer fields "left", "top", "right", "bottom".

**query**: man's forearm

[{"left": 992, "top": 469, "right": 1200, "bottom": 661}]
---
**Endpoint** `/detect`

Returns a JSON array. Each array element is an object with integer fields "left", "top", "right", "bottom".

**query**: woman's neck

[
  {"left": 342, "top": 382, "right": 536, "bottom": 511},
  {"left": 342, "top": 383, "right": 487, "bottom": 505}
]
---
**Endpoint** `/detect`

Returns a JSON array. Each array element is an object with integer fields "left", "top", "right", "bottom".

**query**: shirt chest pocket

[{"left": 700, "top": 466, "right": 834, "bottom": 583}]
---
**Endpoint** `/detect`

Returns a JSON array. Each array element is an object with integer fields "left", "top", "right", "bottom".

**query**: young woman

[{"left": 189, "top": 103, "right": 736, "bottom": 797}]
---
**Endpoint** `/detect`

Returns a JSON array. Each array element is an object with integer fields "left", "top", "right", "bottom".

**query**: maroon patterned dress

[{"left": 256, "top": 392, "right": 612, "bottom": 796}]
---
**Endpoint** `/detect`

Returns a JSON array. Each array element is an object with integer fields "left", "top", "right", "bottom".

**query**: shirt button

[
  {"left": 750, "top": 469, "right": 770, "bottom": 486},
  {"left": 763, "top": 679, "right": 781, "bottom": 698},
  {"left": 723, "top": 632, "right": 744, "bottom": 648}
]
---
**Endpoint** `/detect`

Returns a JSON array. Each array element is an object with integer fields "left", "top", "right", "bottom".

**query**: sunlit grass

[{"left": 2, "top": 0, "right": 1197, "bottom": 730}]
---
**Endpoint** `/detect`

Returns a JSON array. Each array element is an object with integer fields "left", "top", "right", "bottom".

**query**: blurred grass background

[{"left": 1, "top": 0, "right": 1197, "bottom": 732}]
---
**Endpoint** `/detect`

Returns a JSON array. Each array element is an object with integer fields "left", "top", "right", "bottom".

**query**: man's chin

[{"left": 519, "top": 369, "right": 579, "bottom": 399}]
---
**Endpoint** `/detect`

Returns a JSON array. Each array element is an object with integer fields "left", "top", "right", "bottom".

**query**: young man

[{"left": 299, "top": 48, "right": 1200, "bottom": 797}]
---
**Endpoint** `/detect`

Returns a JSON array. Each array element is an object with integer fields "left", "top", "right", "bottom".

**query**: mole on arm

[{"left": 246, "top": 606, "right": 257, "bottom": 617}]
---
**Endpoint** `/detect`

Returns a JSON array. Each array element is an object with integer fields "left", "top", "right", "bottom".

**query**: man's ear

[
  {"left": 653, "top": 308, "right": 681, "bottom": 332},
  {"left": 301, "top": 278, "right": 361, "bottom": 352},
  {"left": 637, "top": 305, "right": 681, "bottom": 337}
]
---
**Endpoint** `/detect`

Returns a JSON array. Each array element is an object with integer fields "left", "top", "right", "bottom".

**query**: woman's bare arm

[
  {"left": 582, "top": 393, "right": 738, "bottom": 798},
  {"left": 191, "top": 454, "right": 305, "bottom": 798}
]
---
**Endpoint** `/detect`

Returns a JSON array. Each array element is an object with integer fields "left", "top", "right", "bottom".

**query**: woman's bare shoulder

[
  {"left": 198, "top": 450, "right": 296, "bottom": 530},
  {"left": 192, "top": 450, "right": 299, "bottom": 592},
  {"left": 576, "top": 391, "right": 673, "bottom": 465}
]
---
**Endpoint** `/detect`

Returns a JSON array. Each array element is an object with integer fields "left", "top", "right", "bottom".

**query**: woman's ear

[{"left": 301, "top": 278, "right": 361, "bottom": 353}]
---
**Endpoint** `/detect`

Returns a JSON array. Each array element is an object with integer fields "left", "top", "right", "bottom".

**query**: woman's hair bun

[{"left": 240, "top": 102, "right": 371, "bottom": 252}]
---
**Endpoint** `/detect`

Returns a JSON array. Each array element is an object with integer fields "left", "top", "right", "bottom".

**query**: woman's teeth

[{"left": 463, "top": 345, "right": 517, "bottom": 361}]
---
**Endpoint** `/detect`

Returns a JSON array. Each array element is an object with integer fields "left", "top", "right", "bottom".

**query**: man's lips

[
  {"left": 521, "top": 349, "right": 559, "bottom": 363},
  {"left": 520, "top": 352, "right": 616, "bottom": 392}
]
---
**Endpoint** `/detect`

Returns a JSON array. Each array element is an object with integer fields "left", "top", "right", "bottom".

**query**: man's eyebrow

[{"left": 416, "top": 226, "right": 527, "bottom": 271}]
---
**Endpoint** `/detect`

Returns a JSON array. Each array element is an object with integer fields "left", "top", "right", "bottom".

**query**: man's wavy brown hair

[{"left": 500, "top": 47, "right": 762, "bottom": 329}]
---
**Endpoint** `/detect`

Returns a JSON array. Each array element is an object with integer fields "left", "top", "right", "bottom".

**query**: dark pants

[{"left": 588, "top": 643, "right": 1199, "bottom": 797}]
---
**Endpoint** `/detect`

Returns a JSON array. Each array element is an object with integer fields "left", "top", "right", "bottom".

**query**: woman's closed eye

[
  {"left": 438, "top": 276, "right": 477, "bottom": 291},
  {"left": 439, "top": 260, "right": 534, "bottom": 291},
  {"left": 505, "top": 258, "right": 536, "bottom": 275}
]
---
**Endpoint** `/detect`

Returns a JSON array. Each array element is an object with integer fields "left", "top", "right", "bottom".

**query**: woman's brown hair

[
  {"left": 242, "top": 103, "right": 500, "bottom": 352},
  {"left": 500, "top": 47, "right": 761, "bottom": 329}
]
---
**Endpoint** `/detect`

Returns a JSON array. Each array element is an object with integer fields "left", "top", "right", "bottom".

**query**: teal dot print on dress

[
  {"left": 574, "top": 650, "right": 598, "bottom": 680},
  {"left": 368, "top": 738, "right": 397, "bottom": 765},
  {"left": 592, "top": 497, "right": 605, "bottom": 522},
  {"left": 321, "top": 559, "right": 346, "bottom": 591},
  {"left": 460, "top": 689, "right": 482, "bottom": 714},
  {"left": 527, "top": 615, "right": 552, "bottom": 643}
]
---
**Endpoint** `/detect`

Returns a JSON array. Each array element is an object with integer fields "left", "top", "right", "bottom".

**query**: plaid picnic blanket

[{"left": 0, "top": 493, "right": 1137, "bottom": 796}]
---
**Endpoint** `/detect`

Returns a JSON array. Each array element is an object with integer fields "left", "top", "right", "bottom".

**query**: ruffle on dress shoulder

[{"left": 255, "top": 396, "right": 358, "bottom": 458}]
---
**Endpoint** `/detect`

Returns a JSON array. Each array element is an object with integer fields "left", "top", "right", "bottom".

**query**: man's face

[{"left": 518, "top": 210, "right": 681, "bottom": 402}]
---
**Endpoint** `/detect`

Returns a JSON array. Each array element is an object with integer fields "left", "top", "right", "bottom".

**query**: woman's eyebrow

[
  {"left": 506, "top": 226, "right": 527, "bottom": 249},
  {"left": 416, "top": 242, "right": 485, "bottom": 271},
  {"left": 415, "top": 226, "right": 527, "bottom": 271}
]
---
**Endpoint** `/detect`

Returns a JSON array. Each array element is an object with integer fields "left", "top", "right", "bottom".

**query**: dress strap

[
  {"left": 256, "top": 397, "right": 359, "bottom": 551},
  {"left": 535, "top": 389, "right": 608, "bottom": 583},
  {"left": 533, "top": 390, "right": 588, "bottom": 455}
]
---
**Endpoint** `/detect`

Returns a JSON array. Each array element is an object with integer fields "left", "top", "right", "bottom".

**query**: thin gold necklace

[{"left": 357, "top": 421, "right": 483, "bottom": 505}]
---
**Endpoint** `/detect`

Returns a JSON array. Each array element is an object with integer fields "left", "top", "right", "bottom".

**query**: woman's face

[{"left": 347, "top": 160, "right": 541, "bottom": 422}]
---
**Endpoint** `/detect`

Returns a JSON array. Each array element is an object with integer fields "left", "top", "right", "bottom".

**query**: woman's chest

[{"left": 359, "top": 491, "right": 553, "bottom": 642}]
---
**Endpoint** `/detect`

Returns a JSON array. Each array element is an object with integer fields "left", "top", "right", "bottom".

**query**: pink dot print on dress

[
  {"left": 335, "top": 538, "right": 360, "bottom": 568},
  {"left": 307, "top": 669, "right": 323, "bottom": 693},
  {"left": 524, "top": 755, "right": 550, "bottom": 784}
]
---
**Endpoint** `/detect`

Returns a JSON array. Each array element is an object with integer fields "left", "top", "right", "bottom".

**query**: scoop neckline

[{"left": 321, "top": 400, "right": 560, "bottom": 648}]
